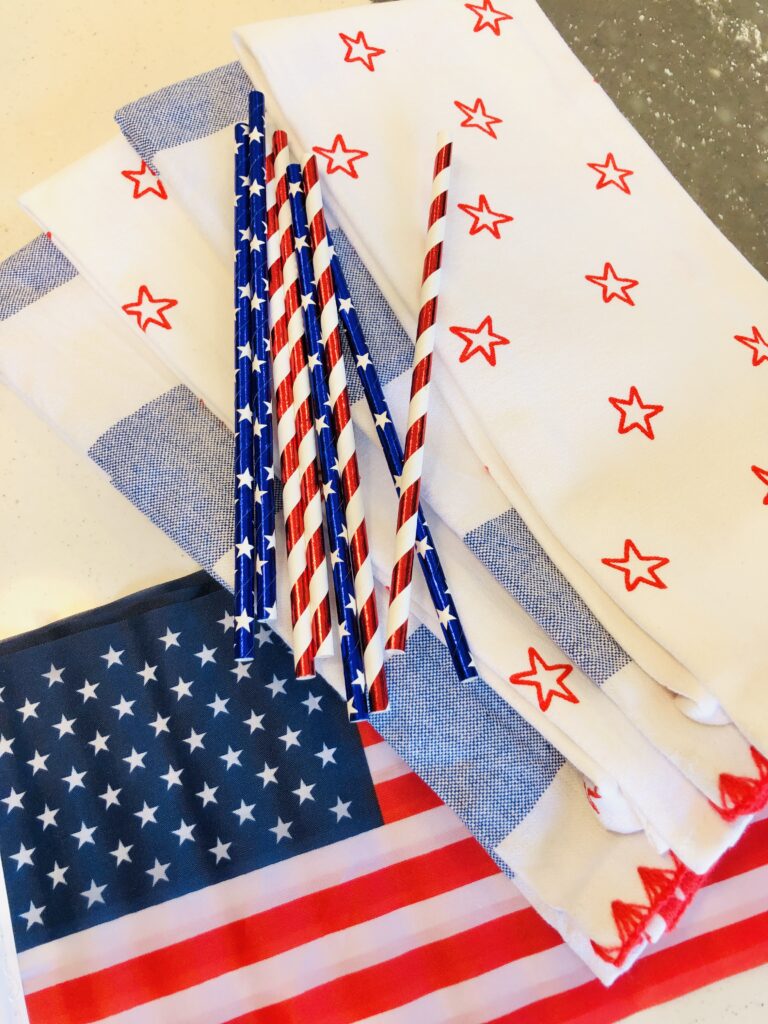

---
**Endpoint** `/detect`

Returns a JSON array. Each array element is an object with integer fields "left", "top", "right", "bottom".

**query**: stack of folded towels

[{"left": 1, "top": 0, "right": 767, "bottom": 1002}]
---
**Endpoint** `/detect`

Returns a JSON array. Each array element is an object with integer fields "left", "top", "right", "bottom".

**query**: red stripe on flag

[
  {"left": 488, "top": 908, "right": 768, "bottom": 1024},
  {"left": 375, "top": 771, "right": 444, "bottom": 823},
  {"left": 222, "top": 908, "right": 561, "bottom": 1024},
  {"left": 356, "top": 722, "right": 382, "bottom": 748},
  {"left": 25, "top": 838, "right": 499, "bottom": 1024}
]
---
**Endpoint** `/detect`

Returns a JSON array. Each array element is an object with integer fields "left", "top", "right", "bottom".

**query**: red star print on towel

[
  {"left": 312, "top": 134, "right": 369, "bottom": 178},
  {"left": 121, "top": 286, "right": 178, "bottom": 332},
  {"left": 585, "top": 262, "right": 639, "bottom": 306},
  {"left": 339, "top": 30, "right": 385, "bottom": 71},
  {"left": 449, "top": 316, "right": 510, "bottom": 366},
  {"left": 585, "top": 783, "right": 601, "bottom": 814},
  {"left": 121, "top": 161, "right": 168, "bottom": 200},
  {"left": 464, "top": 0, "right": 513, "bottom": 35},
  {"left": 509, "top": 647, "right": 579, "bottom": 712},
  {"left": 454, "top": 98, "right": 502, "bottom": 138},
  {"left": 602, "top": 539, "right": 669, "bottom": 592},
  {"left": 457, "top": 194, "right": 513, "bottom": 238},
  {"left": 609, "top": 386, "right": 664, "bottom": 440},
  {"left": 752, "top": 466, "right": 768, "bottom": 505},
  {"left": 587, "top": 153, "right": 634, "bottom": 194},
  {"left": 734, "top": 325, "right": 768, "bottom": 367}
]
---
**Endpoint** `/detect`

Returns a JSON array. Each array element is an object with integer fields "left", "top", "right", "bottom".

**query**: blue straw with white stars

[
  {"left": 233, "top": 122, "right": 256, "bottom": 660},
  {"left": 287, "top": 163, "right": 368, "bottom": 721},
  {"left": 329, "top": 252, "right": 476, "bottom": 683},
  {"left": 247, "top": 92, "right": 277, "bottom": 622}
]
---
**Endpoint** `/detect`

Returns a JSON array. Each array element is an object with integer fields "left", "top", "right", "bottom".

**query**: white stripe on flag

[
  {"left": 355, "top": 942, "right": 592, "bottom": 1024},
  {"left": 365, "top": 741, "right": 413, "bottom": 784}
]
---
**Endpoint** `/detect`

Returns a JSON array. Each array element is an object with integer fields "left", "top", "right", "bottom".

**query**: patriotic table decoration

[
  {"left": 246, "top": 91, "right": 276, "bottom": 623},
  {"left": 0, "top": 0, "right": 766, "bottom": 1003},
  {"left": 1, "top": 233, "right": 768, "bottom": 1018},
  {"left": 287, "top": 163, "right": 368, "bottom": 722},
  {"left": 387, "top": 133, "right": 453, "bottom": 656},
  {"left": 302, "top": 154, "right": 388, "bottom": 713},
  {"left": 232, "top": 121, "right": 256, "bottom": 660},
  {"left": 0, "top": 222, "right": 741, "bottom": 983},
  {"left": 16, "top": 141, "right": 758, "bottom": 879},
  {"left": 4, "top": 151, "right": 763, "bottom": 983}
]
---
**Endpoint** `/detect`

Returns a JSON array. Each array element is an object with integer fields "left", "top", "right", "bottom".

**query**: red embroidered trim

[
  {"left": 591, "top": 853, "right": 702, "bottom": 968},
  {"left": 592, "top": 750, "right": 768, "bottom": 970},
  {"left": 711, "top": 747, "right": 768, "bottom": 822}
]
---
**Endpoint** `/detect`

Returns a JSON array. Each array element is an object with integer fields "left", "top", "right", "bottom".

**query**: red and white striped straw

[
  {"left": 273, "top": 131, "right": 333, "bottom": 663},
  {"left": 266, "top": 151, "right": 313, "bottom": 678},
  {"left": 386, "top": 133, "right": 453, "bottom": 655},
  {"left": 302, "top": 154, "right": 388, "bottom": 712}
]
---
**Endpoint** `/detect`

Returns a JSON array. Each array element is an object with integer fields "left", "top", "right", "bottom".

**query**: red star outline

[
  {"left": 464, "top": 0, "right": 513, "bottom": 35},
  {"left": 586, "top": 153, "right": 634, "bottom": 194},
  {"left": 585, "top": 783, "right": 601, "bottom": 814},
  {"left": 312, "top": 134, "right": 369, "bottom": 178},
  {"left": 454, "top": 97, "right": 503, "bottom": 138},
  {"left": 457, "top": 194, "right": 514, "bottom": 239},
  {"left": 508, "top": 647, "right": 579, "bottom": 713},
  {"left": 121, "top": 161, "right": 168, "bottom": 200},
  {"left": 449, "top": 315, "right": 510, "bottom": 366},
  {"left": 734, "top": 325, "right": 768, "bottom": 367},
  {"left": 339, "top": 30, "right": 385, "bottom": 71},
  {"left": 751, "top": 465, "right": 768, "bottom": 505},
  {"left": 585, "top": 261, "right": 639, "bottom": 306},
  {"left": 601, "top": 539, "right": 669, "bottom": 592},
  {"left": 121, "top": 285, "right": 178, "bottom": 332},
  {"left": 608, "top": 386, "right": 664, "bottom": 440}
]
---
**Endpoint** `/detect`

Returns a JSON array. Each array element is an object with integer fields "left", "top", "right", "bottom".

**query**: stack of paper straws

[{"left": 233, "top": 91, "right": 475, "bottom": 720}]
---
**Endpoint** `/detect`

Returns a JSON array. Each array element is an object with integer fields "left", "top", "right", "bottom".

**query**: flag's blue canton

[{"left": 0, "top": 575, "right": 382, "bottom": 952}]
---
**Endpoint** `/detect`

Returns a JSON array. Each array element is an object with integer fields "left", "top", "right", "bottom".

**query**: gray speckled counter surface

[{"left": 535, "top": 0, "right": 768, "bottom": 276}]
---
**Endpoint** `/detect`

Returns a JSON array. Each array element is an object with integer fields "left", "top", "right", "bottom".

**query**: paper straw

[
  {"left": 287, "top": 163, "right": 368, "bottom": 721},
  {"left": 266, "top": 147, "right": 314, "bottom": 678},
  {"left": 330, "top": 254, "right": 476, "bottom": 683},
  {"left": 301, "top": 154, "right": 388, "bottom": 713},
  {"left": 233, "top": 122, "right": 256, "bottom": 661},
  {"left": 273, "top": 130, "right": 333, "bottom": 663},
  {"left": 246, "top": 92, "right": 276, "bottom": 621},
  {"left": 386, "top": 134, "right": 453, "bottom": 654}
]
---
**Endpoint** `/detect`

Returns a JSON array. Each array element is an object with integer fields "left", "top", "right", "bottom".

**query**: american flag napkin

[
  {"left": 233, "top": 0, "right": 768, "bottom": 753},
  {"left": 0, "top": 569, "right": 556, "bottom": 1023}
]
